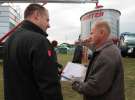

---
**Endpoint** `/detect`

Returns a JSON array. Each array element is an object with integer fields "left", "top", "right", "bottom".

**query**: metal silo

[{"left": 80, "top": 9, "right": 121, "bottom": 40}]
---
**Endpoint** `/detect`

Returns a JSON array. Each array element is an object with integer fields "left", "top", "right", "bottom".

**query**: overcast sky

[{"left": 12, "top": 0, "right": 135, "bottom": 44}]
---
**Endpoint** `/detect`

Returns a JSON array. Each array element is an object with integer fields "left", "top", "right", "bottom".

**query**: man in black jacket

[
  {"left": 3, "top": 4, "right": 63, "bottom": 100},
  {"left": 72, "top": 35, "right": 83, "bottom": 64},
  {"left": 72, "top": 44, "right": 83, "bottom": 64}
]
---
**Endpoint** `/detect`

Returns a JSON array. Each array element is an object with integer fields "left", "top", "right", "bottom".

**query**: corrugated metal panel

[
  {"left": 0, "top": 6, "right": 9, "bottom": 11},
  {"left": 0, "top": 16, "right": 9, "bottom": 22},
  {"left": 0, "top": 27, "right": 9, "bottom": 35},
  {"left": 0, "top": 22, "right": 9, "bottom": 27},
  {"left": 0, "top": 6, "right": 21, "bottom": 38},
  {"left": 0, "top": 11, "right": 9, "bottom": 16}
]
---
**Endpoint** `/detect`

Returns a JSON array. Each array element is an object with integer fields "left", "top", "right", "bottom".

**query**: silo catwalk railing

[
  {"left": 0, "top": 22, "right": 22, "bottom": 43},
  {"left": 0, "top": 0, "right": 98, "bottom": 3}
]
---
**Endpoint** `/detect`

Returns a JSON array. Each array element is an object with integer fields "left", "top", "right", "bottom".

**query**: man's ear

[
  {"left": 100, "top": 29, "right": 104, "bottom": 36},
  {"left": 101, "top": 28, "right": 107, "bottom": 36},
  {"left": 33, "top": 11, "right": 40, "bottom": 20}
]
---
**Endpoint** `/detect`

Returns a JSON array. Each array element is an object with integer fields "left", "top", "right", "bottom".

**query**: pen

[{"left": 61, "top": 75, "right": 72, "bottom": 81}]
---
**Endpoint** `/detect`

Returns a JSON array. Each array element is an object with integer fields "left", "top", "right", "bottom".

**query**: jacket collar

[
  {"left": 21, "top": 20, "right": 48, "bottom": 37},
  {"left": 95, "top": 39, "right": 114, "bottom": 52}
]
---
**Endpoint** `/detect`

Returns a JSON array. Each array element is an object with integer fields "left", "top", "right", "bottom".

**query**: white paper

[{"left": 61, "top": 62, "right": 87, "bottom": 81}]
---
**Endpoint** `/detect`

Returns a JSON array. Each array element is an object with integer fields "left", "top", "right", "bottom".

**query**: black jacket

[
  {"left": 3, "top": 20, "right": 63, "bottom": 100},
  {"left": 72, "top": 45, "right": 83, "bottom": 64}
]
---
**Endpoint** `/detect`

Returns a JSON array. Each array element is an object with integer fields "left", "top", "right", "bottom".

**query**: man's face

[
  {"left": 88, "top": 26, "right": 102, "bottom": 47},
  {"left": 38, "top": 11, "right": 50, "bottom": 32}
]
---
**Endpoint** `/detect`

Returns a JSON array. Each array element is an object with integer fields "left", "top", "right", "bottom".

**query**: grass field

[{"left": 0, "top": 54, "right": 135, "bottom": 100}]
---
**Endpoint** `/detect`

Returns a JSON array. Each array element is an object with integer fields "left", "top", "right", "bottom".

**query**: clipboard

[{"left": 61, "top": 62, "right": 87, "bottom": 81}]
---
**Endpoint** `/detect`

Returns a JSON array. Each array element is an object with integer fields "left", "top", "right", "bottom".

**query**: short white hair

[{"left": 92, "top": 20, "right": 111, "bottom": 34}]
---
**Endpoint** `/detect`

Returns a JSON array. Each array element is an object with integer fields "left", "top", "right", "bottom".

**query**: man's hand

[{"left": 71, "top": 78, "right": 83, "bottom": 93}]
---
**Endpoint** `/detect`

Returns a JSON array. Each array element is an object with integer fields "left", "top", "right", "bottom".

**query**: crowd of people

[{"left": 3, "top": 3, "right": 125, "bottom": 100}]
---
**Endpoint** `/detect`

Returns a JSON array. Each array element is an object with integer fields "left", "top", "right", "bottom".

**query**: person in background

[
  {"left": 72, "top": 35, "right": 83, "bottom": 64},
  {"left": 3, "top": 4, "right": 63, "bottom": 100},
  {"left": 51, "top": 40, "right": 63, "bottom": 75},
  {"left": 72, "top": 20, "right": 125, "bottom": 100}
]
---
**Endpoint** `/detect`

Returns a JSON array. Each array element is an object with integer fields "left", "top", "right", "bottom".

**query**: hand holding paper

[{"left": 61, "top": 62, "right": 87, "bottom": 81}]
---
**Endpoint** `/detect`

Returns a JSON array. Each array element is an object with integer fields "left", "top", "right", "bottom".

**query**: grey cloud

[{"left": 14, "top": 0, "right": 135, "bottom": 43}]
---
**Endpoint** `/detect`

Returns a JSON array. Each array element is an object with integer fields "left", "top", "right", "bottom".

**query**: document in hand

[{"left": 61, "top": 62, "right": 87, "bottom": 81}]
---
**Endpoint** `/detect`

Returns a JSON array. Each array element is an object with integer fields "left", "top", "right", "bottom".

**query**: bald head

[
  {"left": 88, "top": 21, "right": 111, "bottom": 49},
  {"left": 24, "top": 4, "right": 48, "bottom": 19},
  {"left": 24, "top": 4, "right": 50, "bottom": 32}
]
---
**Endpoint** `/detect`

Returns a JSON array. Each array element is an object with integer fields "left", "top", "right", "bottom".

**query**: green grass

[
  {"left": 123, "top": 57, "right": 135, "bottom": 100},
  {"left": 57, "top": 54, "right": 83, "bottom": 100},
  {"left": 0, "top": 55, "right": 135, "bottom": 100},
  {"left": 0, "top": 63, "right": 4, "bottom": 100}
]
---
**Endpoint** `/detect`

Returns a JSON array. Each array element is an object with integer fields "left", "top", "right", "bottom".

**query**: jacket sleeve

[
  {"left": 29, "top": 38, "right": 63, "bottom": 100},
  {"left": 79, "top": 53, "right": 117, "bottom": 96}
]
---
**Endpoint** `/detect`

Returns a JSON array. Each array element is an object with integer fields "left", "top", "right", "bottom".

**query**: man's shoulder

[
  {"left": 106, "top": 44, "right": 120, "bottom": 54},
  {"left": 100, "top": 44, "right": 121, "bottom": 59},
  {"left": 18, "top": 28, "right": 47, "bottom": 40}
]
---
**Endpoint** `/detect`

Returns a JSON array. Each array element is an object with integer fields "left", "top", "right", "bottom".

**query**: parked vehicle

[{"left": 120, "top": 32, "right": 135, "bottom": 57}]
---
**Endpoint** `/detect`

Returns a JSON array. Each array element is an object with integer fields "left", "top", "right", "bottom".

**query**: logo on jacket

[{"left": 48, "top": 50, "right": 52, "bottom": 57}]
